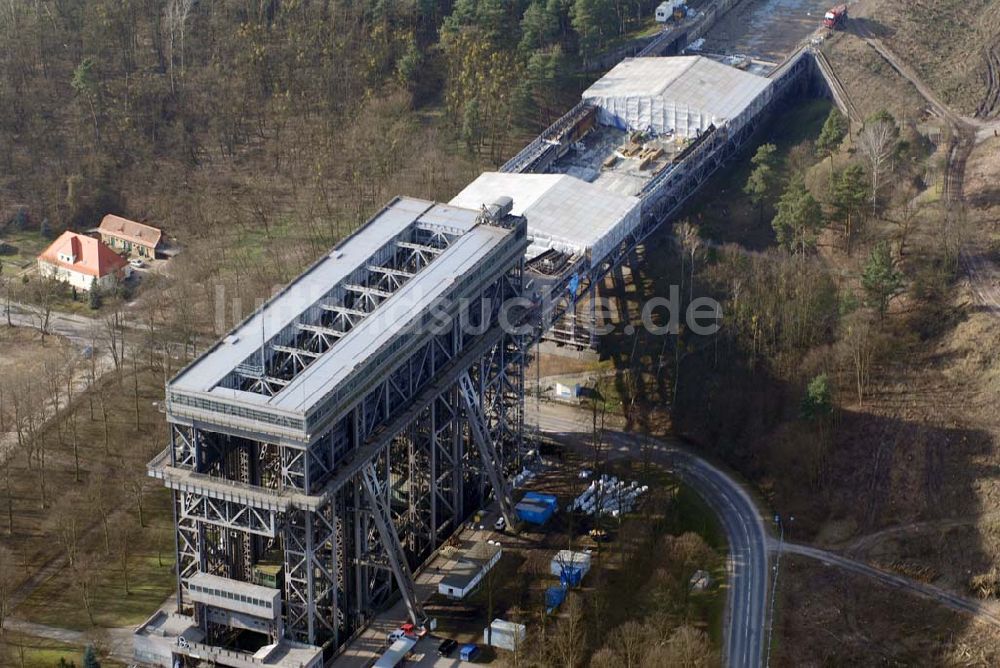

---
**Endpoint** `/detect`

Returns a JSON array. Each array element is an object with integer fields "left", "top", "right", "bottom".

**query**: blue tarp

[
  {"left": 522, "top": 492, "right": 558, "bottom": 512},
  {"left": 560, "top": 565, "right": 583, "bottom": 588},
  {"left": 515, "top": 500, "right": 553, "bottom": 525},
  {"left": 545, "top": 585, "right": 567, "bottom": 609}
]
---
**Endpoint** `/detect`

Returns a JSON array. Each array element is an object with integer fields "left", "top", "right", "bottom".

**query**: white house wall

[{"left": 38, "top": 260, "right": 125, "bottom": 292}]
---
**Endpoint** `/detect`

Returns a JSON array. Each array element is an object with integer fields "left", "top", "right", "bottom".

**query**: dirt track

[
  {"left": 775, "top": 540, "right": 1000, "bottom": 628},
  {"left": 839, "top": 24, "right": 1000, "bottom": 316}
]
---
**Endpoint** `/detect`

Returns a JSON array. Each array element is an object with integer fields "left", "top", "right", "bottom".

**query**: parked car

[
  {"left": 494, "top": 516, "right": 506, "bottom": 532},
  {"left": 129, "top": 258, "right": 145, "bottom": 269},
  {"left": 437, "top": 638, "right": 457, "bottom": 657}
]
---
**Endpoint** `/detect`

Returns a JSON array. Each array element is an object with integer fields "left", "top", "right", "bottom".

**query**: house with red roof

[
  {"left": 37, "top": 231, "right": 129, "bottom": 292},
  {"left": 98, "top": 214, "right": 163, "bottom": 259}
]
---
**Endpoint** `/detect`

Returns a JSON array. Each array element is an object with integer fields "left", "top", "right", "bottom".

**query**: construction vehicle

[{"left": 823, "top": 4, "right": 848, "bottom": 30}]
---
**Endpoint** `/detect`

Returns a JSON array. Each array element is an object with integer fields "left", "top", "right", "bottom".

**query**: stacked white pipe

[
  {"left": 570, "top": 474, "right": 648, "bottom": 516},
  {"left": 512, "top": 467, "right": 537, "bottom": 489}
]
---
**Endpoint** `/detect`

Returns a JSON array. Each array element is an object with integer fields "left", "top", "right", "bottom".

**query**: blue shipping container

[
  {"left": 545, "top": 585, "right": 567, "bottom": 609},
  {"left": 515, "top": 501, "right": 553, "bottom": 525},
  {"left": 560, "top": 565, "right": 583, "bottom": 588},
  {"left": 460, "top": 644, "right": 480, "bottom": 661},
  {"left": 523, "top": 492, "right": 558, "bottom": 512}
]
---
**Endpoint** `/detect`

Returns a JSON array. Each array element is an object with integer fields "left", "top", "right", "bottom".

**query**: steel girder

[
  {"left": 360, "top": 462, "right": 426, "bottom": 626},
  {"left": 283, "top": 500, "right": 341, "bottom": 647},
  {"left": 179, "top": 493, "right": 278, "bottom": 537},
  {"left": 459, "top": 371, "right": 516, "bottom": 528}
]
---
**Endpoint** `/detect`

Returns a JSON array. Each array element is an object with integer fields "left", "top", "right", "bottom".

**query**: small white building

[
  {"left": 549, "top": 550, "right": 592, "bottom": 578},
  {"left": 483, "top": 619, "right": 526, "bottom": 652},
  {"left": 37, "top": 230, "right": 128, "bottom": 292},
  {"left": 655, "top": 0, "right": 683, "bottom": 22},
  {"left": 438, "top": 542, "right": 502, "bottom": 600},
  {"left": 554, "top": 382, "right": 582, "bottom": 399}
]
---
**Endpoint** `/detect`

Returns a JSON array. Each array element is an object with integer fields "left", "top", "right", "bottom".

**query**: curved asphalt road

[{"left": 529, "top": 402, "right": 769, "bottom": 667}]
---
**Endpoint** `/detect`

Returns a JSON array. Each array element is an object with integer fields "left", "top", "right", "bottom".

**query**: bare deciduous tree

[
  {"left": 113, "top": 514, "right": 135, "bottom": 595},
  {"left": 859, "top": 118, "right": 897, "bottom": 216},
  {"left": 608, "top": 620, "right": 649, "bottom": 668},
  {"left": 839, "top": 311, "right": 879, "bottom": 406},
  {"left": 0, "top": 545, "right": 15, "bottom": 631},
  {"left": 165, "top": 0, "right": 196, "bottom": 93},
  {"left": 549, "top": 592, "right": 587, "bottom": 667}
]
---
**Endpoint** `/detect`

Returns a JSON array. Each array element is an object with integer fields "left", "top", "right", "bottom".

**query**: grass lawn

[
  {"left": 2, "top": 364, "right": 176, "bottom": 632},
  {"left": 17, "top": 489, "right": 176, "bottom": 631},
  {"left": 0, "top": 228, "right": 50, "bottom": 272},
  {"left": 0, "top": 631, "right": 127, "bottom": 668}
]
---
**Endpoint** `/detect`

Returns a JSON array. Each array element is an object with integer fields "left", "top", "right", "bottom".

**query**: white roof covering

[
  {"left": 583, "top": 56, "right": 772, "bottom": 137},
  {"left": 170, "top": 197, "right": 511, "bottom": 415},
  {"left": 450, "top": 172, "right": 640, "bottom": 265}
]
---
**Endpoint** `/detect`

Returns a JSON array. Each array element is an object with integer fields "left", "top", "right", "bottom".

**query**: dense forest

[{"left": 0, "top": 0, "right": 668, "bottom": 329}]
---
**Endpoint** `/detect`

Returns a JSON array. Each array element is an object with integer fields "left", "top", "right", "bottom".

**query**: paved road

[
  {"left": 527, "top": 401, "right": 769, "bottom": 668},
  {"left": 776, "top": 540, "right": 1000, "bottom": 628},
  {"left": 5, "top": 301, "right": 103, "bottom": 348}
]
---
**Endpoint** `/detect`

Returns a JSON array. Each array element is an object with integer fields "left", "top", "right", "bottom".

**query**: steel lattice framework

[{"left": 149, "top": 198, "right": 529, "bottom": 662}]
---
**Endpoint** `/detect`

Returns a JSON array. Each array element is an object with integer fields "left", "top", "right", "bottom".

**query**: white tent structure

[
  {"left": 582, "top": 56, "right": 772, "bottom": 138},
  {"left": 450, "top": 172, "right": 641, "bottom": 265}
]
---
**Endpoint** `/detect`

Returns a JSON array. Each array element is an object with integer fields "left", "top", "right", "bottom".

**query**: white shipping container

[
  {"left": 550, "top": 550, "right": 593, "bottom": 577},
  {"left": 484, "top": 619, "right": 527, "bottom": 652}
]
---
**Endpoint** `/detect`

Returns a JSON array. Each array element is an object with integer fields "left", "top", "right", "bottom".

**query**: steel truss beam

[
  {"left": 360, "top": 463, "right": 425, "bottom": 626},
  {"left": 296, "top": 322, "right": 346, "bottom": 339},
  {"left": 179, "top": 493, "right": 278, "bottom": 537},
  {"left": 459, "top": 371, "right": 515, "bottom": 528},
  {"left": 321, "top": 303, "right": 367, "bottom": 319},
  {"left": 366, "top": 265, "right": 414, "bottom": 280}
]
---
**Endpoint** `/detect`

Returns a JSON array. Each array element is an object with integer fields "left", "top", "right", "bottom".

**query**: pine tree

[
  {"left": 88, "top": 287, "right": 102, "bottom": 310},
  {"left": 801, "top": 374, "right": 833, "bottom": 420},
  {"left": 861, "top": 241, "right": 903, "bottom": 318},
  {"left": 831, "top": 164, "right": 867, "bottom": 255},
  {"left": 744, "top": 143, "right": 779, "bottom": 224},
  {"left": 82, "top": 645, "right": 100, "bottom": 668},
  {"left": 816, "top": 108, "right": 848, "bottom": 166},
  {"left": 771, "top": 178, "right": 823, "bottom": 255}
]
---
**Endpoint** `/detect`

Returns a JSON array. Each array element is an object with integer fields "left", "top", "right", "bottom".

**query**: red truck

[{"left": 823, "top": 4, "right": 848, "bottom": 30}]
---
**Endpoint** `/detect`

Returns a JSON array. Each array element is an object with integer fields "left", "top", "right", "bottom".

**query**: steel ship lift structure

[
  {"left": 141, "top": 198, "right": 528, "bottom": 666},
  {"left": 135, "top": 45, "right": 822, "bottom": 668}
]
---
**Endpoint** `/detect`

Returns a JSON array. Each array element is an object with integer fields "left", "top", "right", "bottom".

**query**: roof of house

[
  {"left": 38, "top": 231, "right": 128, "bottom": 278},
  {"left": 98, "top": 214, "right": 162, "bottom": 248}
]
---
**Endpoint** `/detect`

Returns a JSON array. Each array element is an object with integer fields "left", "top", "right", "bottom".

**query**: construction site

[{"left": 131, "top": 2, "right": 895, "bottom": 667}]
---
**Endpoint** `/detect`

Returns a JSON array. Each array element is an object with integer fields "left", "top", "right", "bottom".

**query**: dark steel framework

[
  {"left": 154, "top": 214, "right": 528, "bottom": 660},
  {"left": 518, "top": 49, "right": 817, "bottom": 348}
]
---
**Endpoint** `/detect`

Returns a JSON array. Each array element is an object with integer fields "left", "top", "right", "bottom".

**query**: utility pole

[{"left": 765, "top": 513, "right": 792, "bottom": 668}]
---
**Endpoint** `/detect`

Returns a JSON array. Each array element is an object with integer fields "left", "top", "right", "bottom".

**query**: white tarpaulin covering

[
  {"left": 583, "top": 56, "right": 772, "bottom": 138},
  {"left": 450, "top": 172, "right": 641, "bottom": 265}
]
